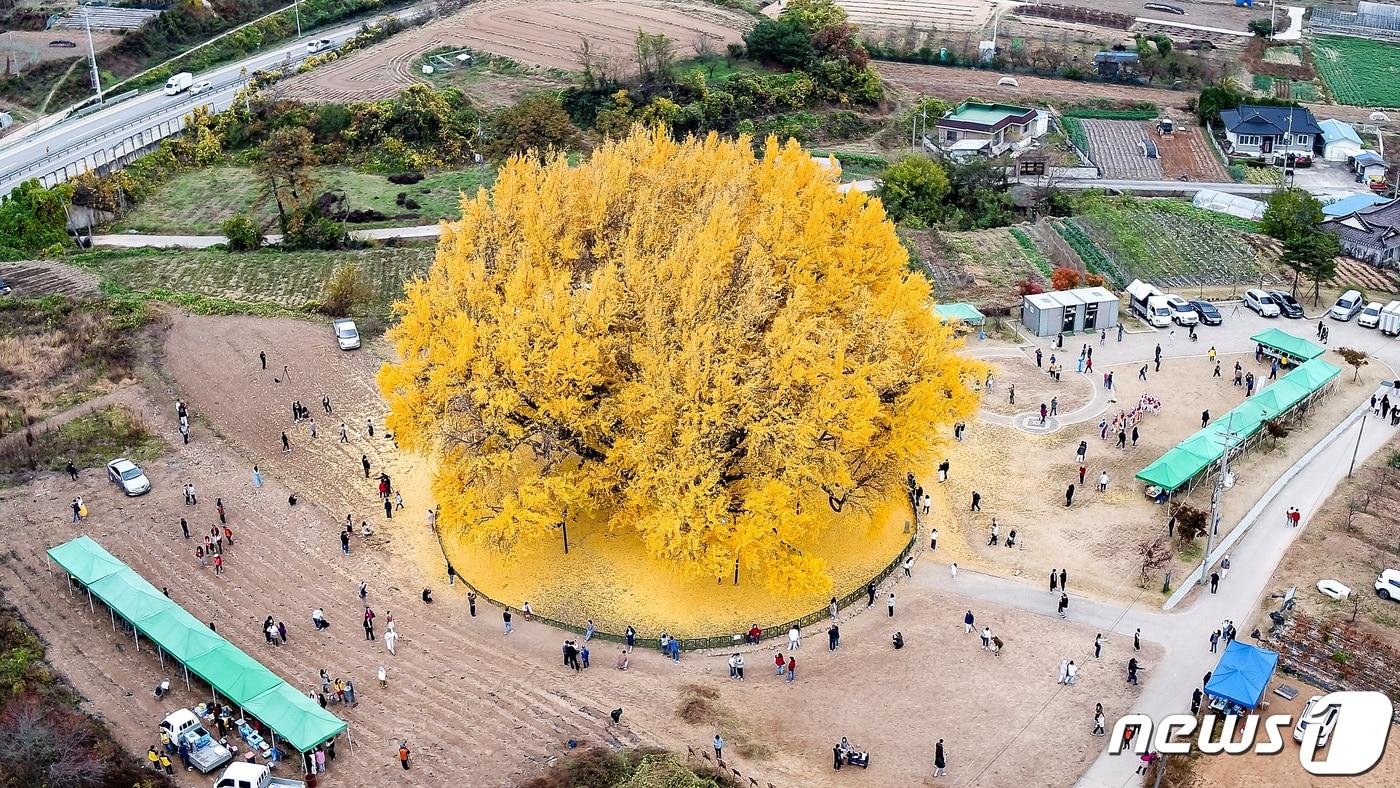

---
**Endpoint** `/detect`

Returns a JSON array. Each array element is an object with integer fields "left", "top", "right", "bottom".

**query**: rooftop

[
  {"left": 1220, "top": 105, "right": 1322, "bottom": 137},
  {"left": 944, "top": 102, "right": 1036, "bottom": 127}
]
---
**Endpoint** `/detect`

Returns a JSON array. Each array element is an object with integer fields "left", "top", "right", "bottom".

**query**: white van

[
  {"left": 1358, "top": 301, "right": 1384, "bottom": 329},
  {"left": 1329, "top": 290, "right": 1363, "bottom": 321}
]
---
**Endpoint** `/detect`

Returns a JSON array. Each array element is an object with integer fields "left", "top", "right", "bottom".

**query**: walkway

[
  {"left": 969, "top": 345, "right": 1116, "bottom": 434},
  {"left": 89, "top": 223, "right": 444, "bottom": 249}
]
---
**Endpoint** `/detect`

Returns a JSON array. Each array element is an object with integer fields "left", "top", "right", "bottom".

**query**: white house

[
  {"left": 1220, "top": 105, "right": 1322, "bottom": 162},
  {"left": 1318, "top": 118, "right": 1363, "bottom": 162}
]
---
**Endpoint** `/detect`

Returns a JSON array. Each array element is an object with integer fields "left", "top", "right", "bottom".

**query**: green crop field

[
  {"left": 113, "top": 166, "right": 495, "bottom": 235},
  {"left": 1312, "top": 36, "right": 1400, "bottom": 107},
  {"left": 1071, "top": 198, "right": 1273, "bottom": 288}
]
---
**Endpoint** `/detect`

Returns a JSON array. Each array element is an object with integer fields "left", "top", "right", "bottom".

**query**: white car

[
  {"left": 1330, "top": 289, "right": 1363, "bottom": 321},
  {"left": 1243, "top": 289, "right": 1280, "bottom": 318},
  {"left": 106, "top": 458, "right": 151, "bottom": 496},
  {"left": 307, "top": 38, "right": 333, "bottom": 54},
  {"left": 1293, "top": 695, "right": 1340, "bottom": 746},
  {"left": 1357, "top": 301, "right": 1384, "bottom": 329},
  {"left": 1316, "top": 579, "right": 1350, "bottom": 601},
  {"left": 1376, "top": 568, "right": 1400, "bottom": 601},
  {"left": 190, "top": 80, "right": 213, "bottom": 96},
  {"left": 1165, "top": 295, "right": 1199, "bottom": 326},
  {"left": 332, "top": 318, "right": 360, "bottom": 350}
]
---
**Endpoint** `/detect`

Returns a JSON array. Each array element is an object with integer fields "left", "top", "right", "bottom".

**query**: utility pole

[
  {"left": 82, "top": 3, "right": 102, "bottom": 104},
  {"left": 294, "top": 0, "right": 303, "bottom": 38},
  {"left": 1348, "top": 414, "right": 1367, "bottom": 478},
  {"left": 240, "top": 67, "right": 251, "bottom": 115},
  {"left": 1200, "top": 415, "right": 1235, "bottom": 586}
]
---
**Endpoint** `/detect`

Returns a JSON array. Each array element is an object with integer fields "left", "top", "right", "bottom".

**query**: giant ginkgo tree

[{"left": 379, "top": 128, "right": 982, "bottom": 594}]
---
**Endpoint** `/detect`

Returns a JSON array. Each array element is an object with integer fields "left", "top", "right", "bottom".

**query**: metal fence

[{"left": 431, "top": 503, "right": 920, "bottom": 654}]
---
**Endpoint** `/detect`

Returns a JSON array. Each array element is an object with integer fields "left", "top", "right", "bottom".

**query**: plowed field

[
  {"left": 1156, "top": 123, "right": 1229, "bottom": 181},
  {"left": 1080, "top": 119, "right": 1162, "bottom": 180},
  {"left": 280, "top": 0, "right": 753, "bottom": 103}
]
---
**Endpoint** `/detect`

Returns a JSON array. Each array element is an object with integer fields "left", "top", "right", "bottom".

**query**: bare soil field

[
  {"left": 279, "top": 0, "right": 753, "bottom": 103},
  {"left": 837, "top": 0, "right": 996, "bottom": 34},
  {"left": 876, "top": 61, "right": 1198, "bottom": 108},
  {"left": 1157, "top": 122, "right": 1230, "bottom": 181},
  {"left": 1081, "top": 119, "right": 1164, "bottom": 180},
  {"left": 1052, "top": 0, "right": 1261, "bottom": 28},
  {"left": 0, "top": 29, "right": 121, "bottom": 69},
  {"left": 0, "top": 312, "right": 1150, "bottom": 788}
]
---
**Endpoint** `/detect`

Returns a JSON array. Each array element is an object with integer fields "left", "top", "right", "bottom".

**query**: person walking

[
  {"left": 363, "top": 608, "right": 376, "bottom": 641},
  {"left": 281, "top": 432, "right": 290, "bottom": 452},
  {"left": 1210, "top": 629, "right": 1220, "bottom": 653},
  {"left": 398, "top": 740, "right": 410, "bottom": 770},
  {"left": 1128, "top": 657, "right": 1140, "bottom": 685},
  {"left": 867, "top": 582, "right": 877, "bottom": 607},
  {"left": 1098, "top": 470, "right": 1109, "bottom": 492},
  {"left": 1134, "top": 628, "right": 1141, "bottom": 652},
  {"left": 1051, "top": 396, "right": 1058, "bottom": 416},
  {"left": 1210, "top": 571, "right": 1220, "bottom": 593},
  {"left": 340, "top": 530, "right": 350, "bottom": 556},
  {"left": 964, "top": 610, "right": 975, "bottom": 634},
  {"left": 934, "top": 739, "right": 947, "bottom": 778},
  {"left": 361, "top": 454, "right": 371, "bottom": 478},
  {"left": 1058, "top": 592, "right": 1069, "bottom": 619},
  {"left": 1060, "top": 569, "right": 1067, "bottom": 591},
  {"left": 322, "top": 395, "right": 332, "bottom": 414},
  {"left": 384, "top": 624, "right": 398, "bottom": 655},
  {"left": 252, "top": 465, "right": 263, "bottom": 487},
  {"left": 827, "top": 623, "right": 840, "bottom": 651},
  {"left": 180, "top": 518, "right": 190, "bottom": 539},
  {"left": 1065, "top": 483, "right": 1075, "bottom": 507},
  {"left": 930, "top": 526, "right": 938, "bottom": 551},
  {"left": 213, "top": 553, "right": 224, "bottom": 576},
  {"left": 887, "top": 591, "right": 896, "bottom": 617},
  {"left": 1092, "top": 704, "right": 1106, "bottom": 736},
  {"left": 1050, "top": 569, "right": 1058, "bottom": 592},
  {"left": 503, "top": 609, "right": 513, "bottom": 634},
  {"left": 788, "top": 625, "right": 800, "bottom": 650},
  {"left": 1066, "top": 661, "right": 1079, "bottom": 685},
  {"left": 786, "top": 655, "right": 796, "bottom": 683},
  {"left": 1191, "top": 687, "right": 1203, "bottom": 714},
  {"left": 384, "top": 497, "right": 393, "bottom": 519},
  {"left": 1094, "top": 634, "right": 1104, "bottom": 658},
  {"left": 1058, "top": 659, "right": 1070, "bottom": 685},
  {"left": 1221, "top": 554, "right": 1232, "bottom": 581},
  {"left": 980, "top": 626, "right": 992, "bottom": 650},
  {"left": 1202, "top": 409, "right": 1211, "bottom": 428},
  {"left": 902, "top": 555, "right": 914, "bottom": 577},
  {"left": 395, "top": 491, "right": 404, "bottom": 511}
]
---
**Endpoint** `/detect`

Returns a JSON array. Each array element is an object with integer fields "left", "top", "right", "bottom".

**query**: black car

[
  {"left": 1188, "top": 299, "right": 1222, "bottom": 325},
  {"left": 1268, "top": 290, "right": 1305, "bottom": 319}
]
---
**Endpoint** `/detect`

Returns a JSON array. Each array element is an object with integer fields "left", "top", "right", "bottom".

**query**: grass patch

[
  {"left": 675, "top": 683, "right": 773, "bottom": 761},
  {"left": 0, "top": 405, "right": 164, "bottom": 474},
  {"left": 113, "top": 165, "right": 495, "bottom": 235},
  {"left": 518, "top": 746, "right": 737, "bottom": 788}
]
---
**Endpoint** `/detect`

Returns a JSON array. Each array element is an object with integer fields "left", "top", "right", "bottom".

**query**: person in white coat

[
  {"left": 384, "top": 623, "right": 398, "bottom": 655},
  {"left": 788, "top": 626, "right": 800, "bottom": 650}
]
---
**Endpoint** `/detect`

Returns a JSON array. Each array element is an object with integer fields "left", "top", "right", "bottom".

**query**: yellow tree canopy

[{"left": 379, "top": 128, "right": 982, "bottom": 594}]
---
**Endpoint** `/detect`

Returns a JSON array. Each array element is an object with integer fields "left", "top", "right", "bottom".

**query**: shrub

[
  {"left": 388, "top": 172, "right": 424, "bottom": 185},
  {"left": 320, "top": 264, "right": 374, "bottom": 316},
  {"left": 222, "top": 213, "right": 263, "bottom": 252}
]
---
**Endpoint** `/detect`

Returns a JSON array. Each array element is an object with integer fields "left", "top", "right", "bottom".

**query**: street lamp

[{"left": 82, "top": 3, "right": 102, "bottom": 104}]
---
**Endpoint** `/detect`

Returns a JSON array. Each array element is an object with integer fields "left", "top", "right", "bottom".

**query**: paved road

[
  {"left": 0, "top": 3, "right": 431, "bottom": 198},
  {"left": 1055, "top": 179, "right": 1278, "bottom": 196}
]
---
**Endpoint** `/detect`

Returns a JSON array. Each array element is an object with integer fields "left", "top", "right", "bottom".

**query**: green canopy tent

[
  {"left": 187, "top": 643, "right": 284, "bottom": 705},
  {"left": 1251, "top": 329, "right": 1324, "bottom": 363},
  {"left": 934, "top": 302, "right": 986, "bottom": 327},
  {"left": 46, "top": 537, "right": 349, "bottom": 759},
  {"left": 1137, "top": 358, "right": 1341, "bottom": 493},
  {"left": 241, "top": 682, "right": 348, "bottom": 753}
]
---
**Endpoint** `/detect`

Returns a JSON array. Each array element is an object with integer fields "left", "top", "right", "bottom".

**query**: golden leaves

[{"left": 379, "top": 126, "right": 983, "bottom": 593}]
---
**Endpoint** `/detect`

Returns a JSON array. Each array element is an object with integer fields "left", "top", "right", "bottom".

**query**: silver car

[{"left": 106, "top": 458, "right": 151, "bottom": 496}]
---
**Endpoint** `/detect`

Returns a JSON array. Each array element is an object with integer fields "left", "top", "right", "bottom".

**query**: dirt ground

[
  {"left": 941, "top": 344, "right": 1382, "bottom": 603},
  {"left": 0, "top": 311, "right": 1153, "bottom": 787},
  {"left": 0, "top": 29, "right": 121, "bottom": 69},
  {"left": 278, "top": 0, "right": 753, "bottom": 103},
  {"left": 1182, "top": 675, "right": 1400, "bottom": 787}
]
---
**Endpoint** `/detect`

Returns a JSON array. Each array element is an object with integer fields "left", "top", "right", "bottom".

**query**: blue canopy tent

[{"left": 1205, "top": 640, "right": 1279, "bottom": 710}]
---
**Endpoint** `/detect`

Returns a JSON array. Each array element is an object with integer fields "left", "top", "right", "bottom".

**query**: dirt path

[
  {"left": 0, "top": 384, "right": 140, "bottom": 455},
  {"left": 0, "top": 312, "right": 1148, "bottom": 787}
]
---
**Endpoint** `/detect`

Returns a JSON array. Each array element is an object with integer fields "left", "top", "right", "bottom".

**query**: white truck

[
  {"left": 163, "top": 71, "right": 194, "bottom": 96},
  {"left": 1378, "top": 300, "right": 1400, "bottom": 336},
  {"left": 1126, "top": 279, "right": 1172, "bottom": 328},
  {"left": 215, "top": 762, "right": 306, "bottom": 788},
  {"left": 161, "top": 709, "right": 233, "bottom": 773}
]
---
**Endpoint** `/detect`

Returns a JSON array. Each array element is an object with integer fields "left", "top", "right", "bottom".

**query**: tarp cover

[
  {"left": 1205, "top": 640, "right": 1279, "bottom": 709},
  {"left": 1136, "top": 358, "right": 1339, "bottom": 491},
  {"left": 1251, "top": 328, "right": 1324, "bottom": 362},
  {"left": 47, "top": 537, "right": 347, "bottom": 752},
  {"left": 934, "top": 302, "right": 986, "bottom": 325}
]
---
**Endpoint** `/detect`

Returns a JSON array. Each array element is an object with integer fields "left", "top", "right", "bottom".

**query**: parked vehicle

[
  {"left": 191, "top": 80, "right": 213, "bottom": 96},
  {"left": 0, "top": 278, "right": 11, "bottom": 296},
  {"left": 161, "top": 709, "right": 232, "bottom": 773},
  {"left": 1164, "top": 294, "right": 1198, "bottom": 326},
  {"left": 163, "top": 72, "right": 194, "bottom": 96},
  {"left": 1315, "top": 579, "right": 1350, "bottom": 601},
  {"left": 1329, "top": 289, "right": 1364, "bottom": 321},
  {"left": 1188, "top": 299, "right": 1222, "bottom": 325},
  {"left": 1267, "top": 290, "right": 1304, "bottom": 319},
  {"left": 1243, "top": 288, "right": 1280, "bottom": 318},
  {"left": 1126, "top": 279, "right": 1172, "bottom": 327},
  {"left": 107, "top": 458, "right": 150, "bottom": 496},
  {"left": 49, "top": 39, "right": 78, "bottom": 48},
  {"left": 1293, "top": 696, "right": 1340, "bottom": 746},
  {"left": 215, "top": 762, "right": 305, "bottom": 788},
  {"left": 1358, "top": 301, "right": 1384, "bottom": 329},
  {"left": 1378, "top": 301, "right": 1400, "bottom": 336},
  {"left": 332, "top": 318, "right": 360, "bottom": 350},
  {"left": 307, "top": 38, "right": 333, "bottom": 54},
  {"left": 1376, "top": 568, "right": 1400, "bottom": 601}
]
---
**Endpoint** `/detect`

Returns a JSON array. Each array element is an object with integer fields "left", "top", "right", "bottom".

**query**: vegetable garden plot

[
  {"left": 1312, "top": 36, "right": 1400, "bottom": 107},
  {"left": 1079, "top": 120, "right": 1164, "bottom": 180},
  {"left": 1072, "top": 200, "right": 1274, "bottom": 288}
]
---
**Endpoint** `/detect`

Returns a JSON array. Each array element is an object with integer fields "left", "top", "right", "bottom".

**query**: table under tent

[
  {"left": 1135, "top": 357, "right": 1341, "bottom": 498},
  {"left": 1205, "top": 640, "right": 1280, "bottom": 713},
  {"left": 46, "top": 536, "right": 348, "bottom": 773},
  {"left": 1251, "top": 328, "right": 1325, "bottom": 366}
]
